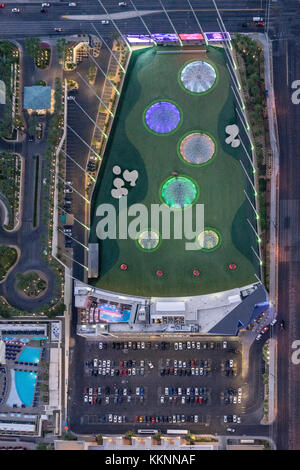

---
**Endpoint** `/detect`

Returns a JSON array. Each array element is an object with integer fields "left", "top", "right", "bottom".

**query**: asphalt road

[
  {"left": 270, "top": 0, "right": 300, "bottom": 451},
  {"left": 0, "top": 1, "right": 268, "bottom": 39}
]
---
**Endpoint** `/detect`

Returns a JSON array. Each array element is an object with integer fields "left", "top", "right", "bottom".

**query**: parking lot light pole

[
  {"left": 128, "top": 0, "right": 157, "bottom": 45},
  {"left": 76, "top": 70, "right": 114, "bottom": 118},
  {"left": 247, "top": 218, "right": 261, "bottom": 243},
  {"left": 91, "top": 23, "right": 126, "bottom": 73},
  {"left": 244, "top": 189, "right": 260, "bottom": 220},
  {"left": 97, "top": 0, "right": 132, "bottom": 51},
  {"left": 252, "top": 246, "right": 263, "bottom": 266},
  {"left": 62, "top": 251, "right": 89, "bottom": 272},
  {"left": 60, "top": 148, "right": 96, "bottom": 182},
  {"left": 186, "top": 0, "right": 208, "bottom": 46},
  {"left": 58, "top": 228, "right": 89, "bottom": 251},
  {"left": 157, "top": 0, "right": 182, "bottom": 46},
  {"left": 238, "top": 133, "right": 255, "bottom": 172},
  {"left": 72, "top": 97, "right": 108, "bottom": 138},
  {"left": 58, "top": 205, "right": 90, "bottom": 231},
  {"left": 87, "top": 51, "right": 120, "bottom": 96},
  {"left": 67, "top": 124, "right": 102, "bottom": 161},
  {"left": 240, "top": 160, "right": 257, "bottom": 196},
  {"left": 57, "top": 174, "right": 90, "bottom": 204}
]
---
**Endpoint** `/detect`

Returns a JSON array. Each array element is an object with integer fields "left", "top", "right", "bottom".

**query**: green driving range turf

[{"left": 89, "top": 45, "right": 260, "bottom": 297}]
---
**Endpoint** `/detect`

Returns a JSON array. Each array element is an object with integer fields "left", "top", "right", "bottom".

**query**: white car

[
  {"left": 191, "top": 342, "right": 196, "bottom": 349},
  {"left": 108, "top": 414, "right": 113, "bottom": 423},
  {"left": 194, "top": 415, "right": 199, "bottom": 423},
  {"left": 68, "top": 2, "right": 77, "bottom": 6},
  {"left": 99, "top": 342, "right": 103, "bottom": 349},
  {"left": 160, "top": 396, "right": 164, "bottom": 404},
  {"left": 229, "top": 359, "right": 234, "bottom": 368},
  {"left": 194, "top": 387, "right": 199, "bottom": 396},
  {"left": 178, "top": 360, "right": 182, "bottom": 368},
  {"left": 113, "top": 415, "right": 118, "bottom": 423},
  {"left": 84, "top": 395, "right": 88, "bottom": 403},
  {"left": 132, "top": 368, "right": 136, "bottom": 376},
  {"left": 196, "top": 342, "right": 201, "bottom": 349},
  {"left": 233, "top": 396, "right": 237, "bottom": 404},
  {"left": 140, "top": 360, "right": 144, "bottom": 367},
  {"left": 233, "top": 415, "right": 237, "bottom": 423},
  {"left": 42, "top": 3, "right": 51, "bottom": 7},
  {"left": 181, "top": 396, "right": 185, "bottom": 404},
  {"left": 186, "top": 387, "right": 191, "bottom": 396},
  {"left": 237, "top": 416, "right": 241, "bottom": 424},
  {"left": 238, "top": 387, "right": 242, "bottom": 396},
  {"left": 256, "top": 333, "right": 262, "bottom": 341},
  {"left": 179, "top": 342, "right": 183, "bottom": 350},
  {"left": 123, "top": 388, "right": 127, "bottom": 396},
  {"left": 105, "top": 396, "right": 109, "bottom": 404},
  {"left": 270, "top": 318, "right": 277, "bottom": 326},
  {"left": 12, "top": 8, "right": 20, "bottom": 13},
  {"left": 223, "top": 341, "right": 228, "bottom": 349},
  {"left": 224, "top": 415, "right": 228, "bottom": 423},
  {"left": 165, "top": 387, "right": 169, "bottom": 396},
  {"left": 187, "top": 341, "right": 191, "bottom": 349},
  {"left": 118, "top": 1, "right": 127, "bottom": 5},
  {"left": 174, "top": 343, "right": 178, "bottom": 350},
  {"left": 174, "top": 360, "right": 178, "bottom": 368},
  {"left": 89, "top": 387, "right": 93, "bottom": 396},
  {"left": 136, "top": 387, "right": 140, "bottom": 396},
  {"left": 148, "top": 361, "right": 154, "bottom": 369},
  {"left": 141, "top": 342, "right": 145, "bottom": 349},
  {"left": 199, "top": 368, "right": 203, "bottom": 376},
  {"left": 101, "top": 20, "right": 109, "bottom": 24},
  {"left": 178, "top": 388, "right": 182, "bottom": 396},
  {"left": 227, "top": 428, "right": 235, "bottom": 433},
  {"left": 238, "top": 396, "right": 242, "bottom": 404}
]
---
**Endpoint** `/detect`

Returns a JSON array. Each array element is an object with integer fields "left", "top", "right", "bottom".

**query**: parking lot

[{"left": 68, "top": 337, "right": 257, "bottom": 433}]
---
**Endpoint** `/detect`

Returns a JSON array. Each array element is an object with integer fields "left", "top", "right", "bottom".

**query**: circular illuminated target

[
  {"left": 144, "top": 101, "right": 182, "bottom": 135},
  {"left": 137, "top": 230, "right": 160, "bottom": 251},
  {"left": 161, "top": 175, "right": 198, "bottom": 209},
  {"left": 180, "top": 61, "right": 217, "bottom": 94},
  {"left": 179, "top": 132, "right": 216, "bottom": 165},
  {"left": 198, "top": 229, "right": 220, "bottom": 251}
]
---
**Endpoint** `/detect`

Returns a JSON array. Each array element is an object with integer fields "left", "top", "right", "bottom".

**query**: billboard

[
  {"left": 205, "top": 32, "right": 232, "bottom": 42},
  {"left": 152, "top": 33, "right": 179, "bottom": 42},
  {"left": 126, "top": 34, "right": 153, "bottom": 44},
  {"left": 179, "top": 33, "right": 204, "bottom": 41}
]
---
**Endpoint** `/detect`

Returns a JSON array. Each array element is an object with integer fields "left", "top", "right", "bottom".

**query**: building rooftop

[{"left": 23, "top": 86, "right": 51, "bottom": 110}]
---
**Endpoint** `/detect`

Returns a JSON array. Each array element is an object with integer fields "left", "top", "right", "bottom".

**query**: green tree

[{"left": 25, "top": 37, "right": 40, "bottom": 59}]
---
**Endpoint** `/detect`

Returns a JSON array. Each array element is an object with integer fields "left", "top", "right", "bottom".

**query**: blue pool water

[
  {"left": 32, "top": 336, "right": 47, "bottom": 341},
  {"left": 18, "top": 347, "right": 41, "bottom": 364},
  {"left": 15, "top": 371, "right": 37, "bottom": 406}
]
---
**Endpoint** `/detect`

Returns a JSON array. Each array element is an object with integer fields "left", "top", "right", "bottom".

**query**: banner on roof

[
  {"left": 179, "top": 33, "right": 204, "bottom": 41},
  {"left": 205, "top": 32, "right": 231, "bottom": 42}
]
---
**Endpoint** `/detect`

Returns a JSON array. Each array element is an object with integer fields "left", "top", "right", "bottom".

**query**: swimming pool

[
  {"left": 15, "top": 371, "right": 37, "bottom": 407},
  {"left": 18, "top": 347, "right": 40, "bottom": 364}
]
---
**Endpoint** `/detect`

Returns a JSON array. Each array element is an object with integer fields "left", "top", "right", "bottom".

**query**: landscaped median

[
  {"left": 232, "top": 33, "right": 270, "bottom": 288},
  {"left": 0, "top": 151, "right": 22, "bottom": 230},
  {"left": 0, "top": 245, "right": 18, "bottom": 282}
]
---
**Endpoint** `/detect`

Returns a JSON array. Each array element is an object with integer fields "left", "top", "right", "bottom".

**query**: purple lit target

[{"left": 144, "top": 101, "right": 181, "bottom": 134}]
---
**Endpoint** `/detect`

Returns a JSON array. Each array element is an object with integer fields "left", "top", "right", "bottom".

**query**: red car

[
  {"left": 123, "top": 368, "right": 127, "bottom": 376},
  {"left": 120, "top": 369, "right": 123, "bottom": 376},
  {"left": 0, "top": 4, "right": 5, "bottom": 8},
  {"left": 93, "top": 396, "right": 97, "bottom": 404},
  {"left": 151, "top": 416, "right": 155, "bottom": 423},
  {"left": 120, "top": 361, "right": 124, "bottom": 367},
  {"left": 135, "top": 416, "right": 139, "bottom": 423},
  {"left": 191, "top": 359, "right": 195, "bottom": 367},
  {"left": 93, "top": 387, "right": 97, "bottom": 395}
]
